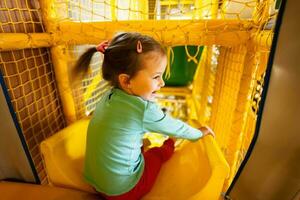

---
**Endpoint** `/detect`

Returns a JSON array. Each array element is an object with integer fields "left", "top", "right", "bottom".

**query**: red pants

[{"left": 102, "top": 138, "right": 174, "bottom": 200}]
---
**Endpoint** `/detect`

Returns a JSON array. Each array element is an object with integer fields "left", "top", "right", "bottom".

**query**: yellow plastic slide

[{"left": 40, "top": 118, "right": 229, "bottom": 200}]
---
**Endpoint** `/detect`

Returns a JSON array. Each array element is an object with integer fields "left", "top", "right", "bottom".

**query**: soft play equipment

[
  {"left": 0, "top": 0, "right": 279, "bottom": 194},
  {"left": 40, "top": 118, "right": 229, "bottom": 200}
]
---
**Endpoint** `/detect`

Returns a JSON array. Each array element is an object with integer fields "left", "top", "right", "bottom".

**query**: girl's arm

[{"left": 143, "top": 102, "right": 203, "bottom": 141}]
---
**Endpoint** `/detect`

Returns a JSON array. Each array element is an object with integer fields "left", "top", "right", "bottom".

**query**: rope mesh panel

[
  {"left": 0, "top": 0, "right": 45, "bottom": 33},
  {"left": 0, "top": 48, "right": 66, "bottom": 184},
  {"left": 0, "top": 0, "right": 65, "bottom": 184}
]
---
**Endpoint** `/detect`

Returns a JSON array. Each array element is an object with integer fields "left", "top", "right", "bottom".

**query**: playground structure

[{"left": 0, "top": 0, "right": 279, "bottom": 199}]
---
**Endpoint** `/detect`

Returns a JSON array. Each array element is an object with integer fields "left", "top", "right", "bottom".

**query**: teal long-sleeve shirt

[{"left": 84, "top": 88, "right": 203, "bottom": 195}]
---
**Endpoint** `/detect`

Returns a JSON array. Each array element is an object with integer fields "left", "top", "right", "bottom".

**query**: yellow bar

[
  {"left": 57, "top": 19, "right": 251, "bottom": 46},
  {"left": 39, "top": 0, "right": 58, "bottom": 32},
  {"left": 160, "top": 0, "right": 194, "bottom": 5},
  {"left": 110, "top": 0, "right": 117, "bottom": 20},
  {"left": 137, "top": 0, "right": 149, "bottom": 20},
  {"left": 0, "top": 20, "right": 253, "bottom": 51},
  {"left": 0, "top": 33, "right": 53, "bottom": 51},
  {"left": 51, "top": 45, "right": 77, "bottom": 124},
  {"left": 159, "top": 86, "right": 191, "bottom": 96},
  {"left": 192, "top": 46, "right": 214, "bottom": 124},
  {"left": 252, "top": 30, "right": 273, "bottom": 50},
  {"left": 40, "top": 0, "right": 77, "bottom": 124}
]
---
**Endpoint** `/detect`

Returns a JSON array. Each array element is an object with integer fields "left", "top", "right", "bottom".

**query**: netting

[
  {"left": 0, "top": 0, "right": 65, "bottom": 184},
  {"left": 0, "top": 0, "right": 280, "bottom": 191},
  {"left": 0, "top": 48, "right": 66, "bottom": 184},
  {"left": 0, "top": 0, "right": 44, "bottom": 33}
]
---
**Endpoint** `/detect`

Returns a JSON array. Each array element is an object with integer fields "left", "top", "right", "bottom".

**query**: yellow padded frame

[
  {"left": 40, "top": 118, "right": 229, "bottom": 199},
  {"left": 0, "top": 181, "right": 100, "bottom": 200}
]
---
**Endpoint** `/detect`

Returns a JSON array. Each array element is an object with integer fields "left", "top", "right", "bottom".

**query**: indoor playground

[{"left": 1, "top": 0, "right": 299, "bottom": 200}]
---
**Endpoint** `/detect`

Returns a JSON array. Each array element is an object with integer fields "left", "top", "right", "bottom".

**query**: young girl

[{"left": 74, "top": 32, "right": 214, "bottom": 200}]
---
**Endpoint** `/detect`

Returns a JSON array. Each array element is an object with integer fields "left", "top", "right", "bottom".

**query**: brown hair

[{"left": 73, "top": 32, "right": 166, "bottom": 86}]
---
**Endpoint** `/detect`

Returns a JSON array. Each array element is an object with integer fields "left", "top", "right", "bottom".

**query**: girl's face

[{"left": 127, "top": 52, "right": 167, "bottom": 101}]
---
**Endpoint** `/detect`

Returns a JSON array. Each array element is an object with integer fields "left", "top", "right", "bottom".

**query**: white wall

[
  {"left": 229, "top": 1, "right": 300, "bottom": 199},
  {"left": 0, "top": 83, "right": 35, "bottom": 182}
]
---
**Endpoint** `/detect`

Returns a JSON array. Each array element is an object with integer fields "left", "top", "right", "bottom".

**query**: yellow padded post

[{"left": 0, "top": 181, "right": 100, "bottom": 200}]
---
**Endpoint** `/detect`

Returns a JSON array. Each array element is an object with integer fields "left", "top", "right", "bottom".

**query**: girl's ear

[{"left": 118, "top": 73, "right": 131, "bottom": 90}]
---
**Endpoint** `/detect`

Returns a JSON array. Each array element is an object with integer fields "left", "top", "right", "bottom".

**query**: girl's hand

[
  {"left": 143, "top": 138, "right": 151, "bottom": 148},
  {"left": 168, "top": 136, "right": 177, "bottom": 144},
  {"left": 199, "top": 126, "right": 215, "bottom": 138}
]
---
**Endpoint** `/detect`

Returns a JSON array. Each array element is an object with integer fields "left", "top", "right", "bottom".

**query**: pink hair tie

[
  {"left": 137, "top": 40, "right": 142, "bottom": 53},
  {"left": 96, "top": 40, "right": 109, "bottom": 53}
]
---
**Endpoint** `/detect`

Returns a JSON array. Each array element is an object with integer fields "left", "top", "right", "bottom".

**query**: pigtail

[
  {"left": 71, "top": 47, "right": 98, "bottom": 85},
  {"left": 73, "top": 47, "right": 97, "bottom": 75}
]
